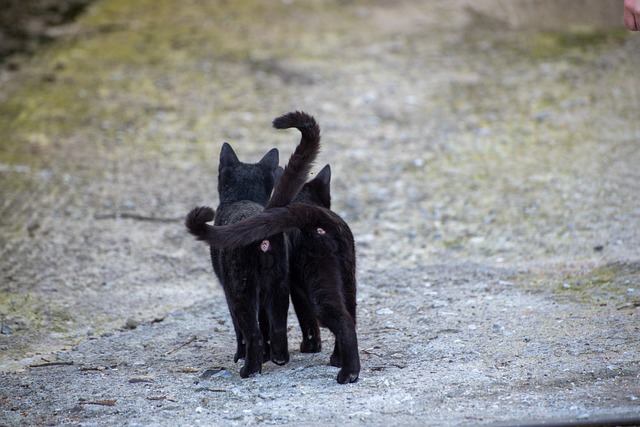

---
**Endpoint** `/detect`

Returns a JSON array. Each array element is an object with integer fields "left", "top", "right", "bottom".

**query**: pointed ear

[
  {"left": 313, "top": 164, "right": 331, "bottom": 209},
  {"left": 220, "top": 142, "right": 240, "bottom": 167},
  {"left": 259, "top": 148, "right": 279, "bottom": 169},
  {"left": 315, "top": 164, "right": 331, "bottom": 187}
]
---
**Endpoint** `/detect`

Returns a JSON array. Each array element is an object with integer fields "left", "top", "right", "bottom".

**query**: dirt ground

[{"left": 1, "top": 0, "right": 639, "bottom": 425}]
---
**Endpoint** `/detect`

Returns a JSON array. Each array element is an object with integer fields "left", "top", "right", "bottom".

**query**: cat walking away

[
  {"left": 186, "top": 111, "right": 321, "bottom": 378},
  {"left": 188, "top": 162, "right": 360, "bottom": 383}
]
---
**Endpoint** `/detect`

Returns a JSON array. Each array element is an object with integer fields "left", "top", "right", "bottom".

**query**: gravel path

[{"left": 1, "top": 1, "right": 639, "bottom": 425}]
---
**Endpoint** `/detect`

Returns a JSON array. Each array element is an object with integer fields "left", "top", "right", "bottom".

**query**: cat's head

[
  {"left": 217, "top": 142, "right": 280, "bottom": 205},
  {"left": 295, "top": 164, "right": 331, "bottom": 209}
]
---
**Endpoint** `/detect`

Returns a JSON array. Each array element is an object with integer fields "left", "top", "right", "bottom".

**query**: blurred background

[{"left": 1, "top": 0, "right": 638, "bottom": 367}]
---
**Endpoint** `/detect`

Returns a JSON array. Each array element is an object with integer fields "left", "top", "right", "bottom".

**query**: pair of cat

[{"left": 186, "top": 111, "right": 360, "bottom": 384}]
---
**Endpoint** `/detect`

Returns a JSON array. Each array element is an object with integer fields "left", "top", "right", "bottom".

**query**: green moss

[
  {"left": 529, "top": 261, "right": 640, "bottom": 305},
  {"left": 0, "top": 291, "right": 74, "bottom": 335},
  {"left": 442, "top": 238, "right": 464, "bottom": 249},
  {"left": 0, "top": 0, "right": 357, "bottom": 169},
  {"left": 529, "top": 28, "right": 628, "bottom": 59}
]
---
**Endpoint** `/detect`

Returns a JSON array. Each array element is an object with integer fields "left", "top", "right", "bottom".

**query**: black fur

[
  {"left": 188, "top": 164, "right": 360, "bottom": 384},
  {"left": 186, "top": 111, "right": 321, "bottom": 379}
]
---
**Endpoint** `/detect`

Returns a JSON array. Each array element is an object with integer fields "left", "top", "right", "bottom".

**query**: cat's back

[
  {"left": 211, "top": 201, "right": 265, "bottom": 276},
  {"left": 214, "top": 200, "right": 264, "bottom": 226}
]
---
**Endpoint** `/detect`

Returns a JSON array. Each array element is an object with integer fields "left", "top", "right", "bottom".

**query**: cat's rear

[
  {"left": 290, "top": 166, "right": 359, "bottom": 384},
  {"left": 185, "top": 111, "right": 322, "bottom": 379},
  {"left": 192, "top": 164, "right": 361, "bottom": 384},
  {"left": 218, "top": 144, "right": 291, "bottom": 377}
]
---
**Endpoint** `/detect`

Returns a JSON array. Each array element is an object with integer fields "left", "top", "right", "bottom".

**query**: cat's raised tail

[
  {"left": 267, "top": 111, "right": 321, "bottom": 209},
  {"left": 186, "top": 110, "right": 320, "bottom": 245}
]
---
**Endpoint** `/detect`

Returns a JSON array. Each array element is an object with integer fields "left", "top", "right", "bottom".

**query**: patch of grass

[
  {"left": 529, "top": 28, "right": 628, "bottom": 59},
  {"left": 0, "top": 291, "right": 74, "bottom": 336},
  {"left": 0, "top": 0, "right": 358, "bottom": 167},
  {"left": 526, "top": 261, "right": 640, "bottom": 305}
]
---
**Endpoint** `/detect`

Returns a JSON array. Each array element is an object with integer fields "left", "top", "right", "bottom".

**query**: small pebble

[
  {"left": 129, "top": 377, "right": 154, "bottom": 384},
  {"left": 200, "top": 368, "right": 230, "bottom": 380},
  {"left": 213, "top": 369, "right": 234, "bottom": 379},
  {"left": 125, "top": 318, "right": 140, "bottom": 329},
  {"left": 122, "top": 200, "right": 136, "bottom": 210},
  {"left": 432, "top": 300, "right": 448, "bottom": 308}
]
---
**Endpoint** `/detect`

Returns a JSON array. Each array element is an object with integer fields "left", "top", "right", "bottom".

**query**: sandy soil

[{"left": 1, "top": 0, "right": 639, "bottom": 425}]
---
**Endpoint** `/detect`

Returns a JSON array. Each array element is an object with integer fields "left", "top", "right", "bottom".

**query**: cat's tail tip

[
  {"left": 185, "top": 206, "right": 215, "bottom": 240},
  {"left": 272, "top": 110, "right": 318, "bottom": 132}
]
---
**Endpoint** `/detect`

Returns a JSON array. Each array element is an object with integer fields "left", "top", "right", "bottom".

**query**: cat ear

[
  {"left": 315, "top": 164, "right": 331, "bottom": 187},
  {"left": 313, "top": 164, "right": 331, "bottom": 209},
  {"left": 259, "top": 148, "right": 279, "bottom": 169},
  {"left": 220, "top": 142, "right": 240, "bottom": 167}
]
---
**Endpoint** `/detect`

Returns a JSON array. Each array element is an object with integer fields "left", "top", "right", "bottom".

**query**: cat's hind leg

[{"left": 315, "top": 289, "right": 360, "bottom": 384}]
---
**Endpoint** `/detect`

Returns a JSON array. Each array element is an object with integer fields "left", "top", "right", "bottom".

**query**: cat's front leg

[
  {"left": 291, "top": 277, "right": 322, "bottom": 353},
  {"left": 238, "top": 329, "right": 264, "bottom": 378},
  {"left": 227, "top": 309, "right": 246, "bottom": 363},
  {"left": 233, "top": 285, "right": 264, "bottom": 378},
  {"left": 233, "top": 337, "right": 245, "bottom": 363},
  {"left": 259, "top": 307, "right": 272, "bottom": 363},
  {"left": 301, "top": 326, "right": 322, "bottom": 354},
  {"left": 266, "top": 282, "right": 290, "bottom": 366},
  {"left": 329, "top": 339, "right": 341, "bottom": 367}
]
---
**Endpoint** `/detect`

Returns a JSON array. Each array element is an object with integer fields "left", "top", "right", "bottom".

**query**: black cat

[
  {"left": 186, "top": 111, "right": 320, "bottom": 378},
  {"left": 286, "top": 164, "right": 331, "bottom": 354},
  {"left": 187, "top": 164, "right": 360, "bottom": 384}
]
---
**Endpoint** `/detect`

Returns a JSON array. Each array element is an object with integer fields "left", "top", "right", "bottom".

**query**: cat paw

[
  {"left": 239, "top": 363, "right": 262, "bottom": 378},
  {"left": 262, "top": 343, "right": 271, "bottom": 362},
  {"left": 336, "top": 369, "right": 359, "bottom": 384},
  {"left": 271, "top": 349, "right": 290, "bottom": 366},
  {"left": 300, "top": 339, "right": 322, "bottom": 353},
  {"left": 271, "top": 356, "right": 289, "bottom": 366}
]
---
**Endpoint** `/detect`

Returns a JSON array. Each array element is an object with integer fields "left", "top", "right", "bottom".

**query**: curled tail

[
  {"left": 185, "top": 206, "right": 216, "bottom": 242},
  {"left": 186, "top": 203, "right": 334, "bottom": 250},
  {"left": 186, "top": 111, "right": 320, "bottom": 248},
  {"left": 268, "top": 111, "right": 321, "bottom": 209}
]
